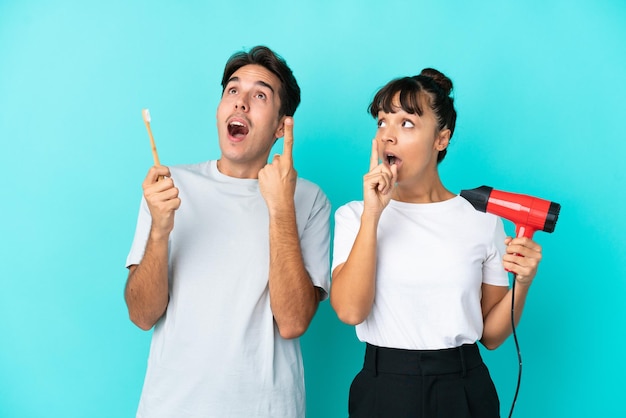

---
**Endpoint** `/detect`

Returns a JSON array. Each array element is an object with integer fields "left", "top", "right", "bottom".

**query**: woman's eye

[
  {"left": 402, "top": 120, "right": 415, "bottom": 128},
  {"left": 377, "top": 119, "right": 386, "bottom": 128}
]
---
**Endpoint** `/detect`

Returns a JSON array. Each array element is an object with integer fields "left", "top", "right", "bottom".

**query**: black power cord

[{"left": 508, "top": 272, "right": 522, "bottom": 418}]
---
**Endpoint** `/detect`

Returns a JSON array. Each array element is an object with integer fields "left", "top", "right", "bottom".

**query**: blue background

[{"left": 1, "top": 1, "right": 625, "bottom": 417}]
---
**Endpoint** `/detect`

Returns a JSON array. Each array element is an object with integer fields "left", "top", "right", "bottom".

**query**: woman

[{"left": 330, "top": 69, "right": 543, "bottom": 417}]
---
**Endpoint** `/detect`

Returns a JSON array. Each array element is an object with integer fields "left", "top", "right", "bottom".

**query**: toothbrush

[
  {"left": 142, "top": 108, "right": 161, "bottom": 166},
  {"left": 141, "top": 108, "right": 165, "bottom": 181}
]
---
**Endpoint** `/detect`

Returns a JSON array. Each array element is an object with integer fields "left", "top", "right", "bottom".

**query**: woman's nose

[{"left": 380, "top": 128, "right": 397, "bottom": 143}]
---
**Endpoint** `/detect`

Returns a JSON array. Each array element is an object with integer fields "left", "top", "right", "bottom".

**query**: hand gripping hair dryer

[{"left": 460, "top": 186, "right": 561, "bottom": 238}]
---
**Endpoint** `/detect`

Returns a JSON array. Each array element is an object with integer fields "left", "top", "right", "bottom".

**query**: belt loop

[
  {"left": 459, "top": 345, "right": 467, "bottom": 377},
  {"left": 373, "top": 345, "right": 378, "bottom": 377}
]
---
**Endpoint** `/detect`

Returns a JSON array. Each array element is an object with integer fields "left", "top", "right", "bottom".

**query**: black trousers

[{"left": 348, "top": 343, "right": 500, "bottom": 418}]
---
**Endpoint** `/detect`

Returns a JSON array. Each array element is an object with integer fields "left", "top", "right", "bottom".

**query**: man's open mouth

[{"left": 228, "top": 120, "right": 249, "bottom": 139}]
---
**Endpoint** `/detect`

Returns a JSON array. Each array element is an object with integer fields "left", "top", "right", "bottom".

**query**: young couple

[{"left": 125, "top": 45, "right": 543, "bottom": 417}]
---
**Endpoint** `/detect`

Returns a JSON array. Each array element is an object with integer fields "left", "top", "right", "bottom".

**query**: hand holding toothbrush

[{"left": 141, "top": 109, "right": 180, "bottom": 237}]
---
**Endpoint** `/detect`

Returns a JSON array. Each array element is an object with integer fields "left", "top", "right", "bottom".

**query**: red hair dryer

[{"left": 460, "top": 185, "right": 561, "bottom": 238}]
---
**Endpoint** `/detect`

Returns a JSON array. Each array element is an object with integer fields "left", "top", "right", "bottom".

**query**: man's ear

[
  {"left": 435, "top": 128, "right": 451, "bottom": 151},
  {"left": 274, "top": 115, "right": 287, "bottom": 139}
]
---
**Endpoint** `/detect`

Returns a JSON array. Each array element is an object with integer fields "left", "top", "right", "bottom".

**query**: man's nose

[{"left": 235, "top": 95, "right": 248, "bottom": 111}]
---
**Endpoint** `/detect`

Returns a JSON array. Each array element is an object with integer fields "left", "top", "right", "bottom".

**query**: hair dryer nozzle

[{"left": 460, "top": 186, "right": 493, "bottom": 212}]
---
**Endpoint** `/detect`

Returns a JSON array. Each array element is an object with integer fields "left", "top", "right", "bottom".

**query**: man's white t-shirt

[{"left": 126, "top": 160, "right": 331, "bottom": 417}]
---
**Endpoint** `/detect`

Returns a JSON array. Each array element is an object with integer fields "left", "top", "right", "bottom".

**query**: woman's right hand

[{"left": 363, "top": 139, "right": 397, "bottom": 218}]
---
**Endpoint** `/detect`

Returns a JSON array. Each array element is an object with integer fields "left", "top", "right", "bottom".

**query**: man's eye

[
  {"left": 228, "top": 88, "right": 237, "bottom": 94},
  {"left": 256, "top": 92, "right": 266, "bottom": 100}
]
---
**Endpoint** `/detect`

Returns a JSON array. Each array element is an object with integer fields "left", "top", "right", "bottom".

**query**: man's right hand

[{"left": 142, "top": 166, "right": 181, "bottom": 238}]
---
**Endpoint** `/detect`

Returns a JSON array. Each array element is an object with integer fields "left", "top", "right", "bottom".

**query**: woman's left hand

[{"left": 502, "top": 237, "right": 543, "bottom": 284}]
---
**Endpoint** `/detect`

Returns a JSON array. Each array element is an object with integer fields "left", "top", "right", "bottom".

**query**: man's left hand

[{"left": 259, "top": 117, "right": 297, "bottom": 213}]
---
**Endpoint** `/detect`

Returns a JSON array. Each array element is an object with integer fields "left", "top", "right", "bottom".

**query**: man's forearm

[
  {"left": 267, "top": 206, "right": 319, "bottom": 339},
  {"left": 125, "top": 232, "right": 170, "bottom": 330}
]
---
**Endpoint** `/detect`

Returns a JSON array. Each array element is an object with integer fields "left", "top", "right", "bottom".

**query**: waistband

[{"left": 363, "top": 343, "right": 484, "bottom": 377}]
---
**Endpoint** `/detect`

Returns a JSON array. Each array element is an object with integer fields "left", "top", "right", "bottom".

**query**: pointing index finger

[
  {"left": 282, "top": 117, "right": 294, "bottom": 161},
  {"left": 369, "top": 139, "right": 379, "bottom": 171}
]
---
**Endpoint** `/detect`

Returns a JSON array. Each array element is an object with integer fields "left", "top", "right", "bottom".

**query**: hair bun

[{"left": 419, "top": 68, "right": 453, "bottom": 96}]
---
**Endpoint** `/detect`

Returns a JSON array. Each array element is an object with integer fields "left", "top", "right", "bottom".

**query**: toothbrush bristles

[{"left": 141, "top": 108, "right": 161, "bottom": 168}]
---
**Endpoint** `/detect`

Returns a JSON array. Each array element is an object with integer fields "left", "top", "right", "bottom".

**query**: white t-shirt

[
  {"left": 332, "top": 196, "right": 509, "bottom": 350},
  {"left": 126, "top": 160, "right": 331, "bottom": 418}
]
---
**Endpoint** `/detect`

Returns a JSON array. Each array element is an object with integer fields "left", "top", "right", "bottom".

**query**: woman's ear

[{"left": 435, "top": 129, "right": 451, "bottom": 151}]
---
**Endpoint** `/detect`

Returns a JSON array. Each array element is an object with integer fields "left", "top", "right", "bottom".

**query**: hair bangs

[{"left": 368, "top": 77, "right": 427, "bottom": 118}]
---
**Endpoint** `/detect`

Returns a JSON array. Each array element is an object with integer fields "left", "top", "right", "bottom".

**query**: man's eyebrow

[
  {"left": 256, "top": 80, "right": 275, "bottom": 94},
  {"left": 226, "top": 77, "right": 275, "bottom": 94}
]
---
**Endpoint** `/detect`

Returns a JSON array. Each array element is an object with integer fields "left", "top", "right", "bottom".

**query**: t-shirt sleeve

[
  {"left": 300, "top": 188, "right": 332, "bottom": 300},
  {"left": 125, "top": 196, "right": 152, "bottom": 268},
  {"left": 331, "top": 202, "right": 362, "bottom": 274},
  {"left": 482, "top": 216, "right": 509, "bottom": 286}
]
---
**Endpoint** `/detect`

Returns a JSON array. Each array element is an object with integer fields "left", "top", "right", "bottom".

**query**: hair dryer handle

[
  {"left": 515, "top": 224, "right": 537, "bottom": 239},
  {"left": 506, "top": 224, "right": 538, "bottom": 273}
]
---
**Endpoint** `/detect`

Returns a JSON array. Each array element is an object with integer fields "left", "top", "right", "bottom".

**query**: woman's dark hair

[
  {"left": 368, "top": 68, "right": 457, "bottom": 163},
  {"left": 221, "top": 46, "right": 301, "bottom": 118}
]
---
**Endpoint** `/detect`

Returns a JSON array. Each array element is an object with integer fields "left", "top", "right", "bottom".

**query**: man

[{"left": 125, "top": 46, "right": 330, "bottom": 417}]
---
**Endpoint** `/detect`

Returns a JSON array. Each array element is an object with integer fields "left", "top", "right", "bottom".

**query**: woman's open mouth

[{"left": 386, "top": 153, "right": 401, "bottom": 167}]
